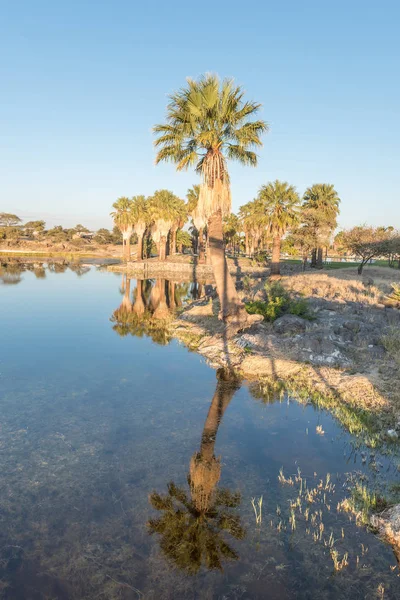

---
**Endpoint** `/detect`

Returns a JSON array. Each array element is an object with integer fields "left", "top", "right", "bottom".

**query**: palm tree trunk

[
  {"left": 207, "top": 210, "right": 247, "bottom": 322},
  {"left": 198, "top": 227, "right": 205, "bottom": 263},
  {"left": 136, "top": 232, "right": 143, "bottom": 261},
  {"left": 205, "top": 232, "right": 212, "bottom": 265},
  {"left": 270, "top": 235, "right": 281, "bottom": 275},
  {"left": 200, "top": 369, "right": 240, "bottom": 462},
  {"left": 133, "top": 279, "right": 145, "bottom": 316},
  {"left": 126, "top": 235, "right": 131, "bottom": 260},
  {"left": 316, "top": 247, "right": 323, "bottom": 269},
  {"left": 158, "top": 237, "right": 167, "bottom": 261},
  {"left": 170, "top": 228, "right": 177, "bottom": 255},
  {"left": 311, "top": 248, "right": 317, "bottom": 268}
]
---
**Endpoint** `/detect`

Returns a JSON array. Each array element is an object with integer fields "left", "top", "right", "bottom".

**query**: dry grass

[
  {"left": 281, "top": 269, "right": 387, "bottom": 306},
  {"left": 280, "top": 266, "right": 400, "bottom": 306}
]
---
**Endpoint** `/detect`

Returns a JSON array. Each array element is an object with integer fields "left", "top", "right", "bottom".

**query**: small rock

[
  {"left": 387, "top": 429, "right": 398, "bottom": 439},
  {"left": 343, "top": 320, "right": 361, "bottom": 333},
  {"left": 273, "top": 314, "right": 308, "bottom": 335},
  {"left": 362, "top": 277, "right": 374, "bottom": 287}
]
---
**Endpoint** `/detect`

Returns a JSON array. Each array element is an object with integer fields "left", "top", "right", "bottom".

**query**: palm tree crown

[
  {"left": 302, "top": 183, "right": 340, "bottom": 230},
  {"left": 258, "top": 180, "right": 300, "bottom": 235},
  {"left": 154, "top": 73, "right": 268, "bottom": 219},
  {"left": 110, "top": 197, "right": 133, "bottom": 230},
  {"left": 130, "top": 195, "right": 149, "bottom": 227}
]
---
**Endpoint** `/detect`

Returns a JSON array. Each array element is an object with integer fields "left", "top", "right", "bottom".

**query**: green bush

[{"left": 245, "top": 281, "right": 311, "bottom": 322}]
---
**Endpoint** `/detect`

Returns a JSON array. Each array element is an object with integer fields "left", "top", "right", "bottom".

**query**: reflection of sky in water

[{"left": 1, "top": 262, "right": 400, "bottom": 599}]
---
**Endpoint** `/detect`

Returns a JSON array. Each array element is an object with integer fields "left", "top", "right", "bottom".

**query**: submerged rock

[
  {"left": 272, "top": 314, "right": 308, "bottom": 334},
  {"left": 371, "top": 505, "right": 400, "bottom": 562}
]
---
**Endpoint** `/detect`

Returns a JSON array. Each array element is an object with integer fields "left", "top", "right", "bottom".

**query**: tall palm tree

[
  {"left": 302, "top": 184, "right": 340, "bottom": 268},
  {"left": 110, "top": 197, "right": 134, "bottom": 259},
  {"left": 257, "top": 180, "right": 300, "bottom": 275},
  {"left": 148, "top": 369, "right": 244, "bottom": 573},
  {"left": 130, "top": 195, "right": 149, "bottom": 261},
  {"left": 154, "top": 74, "right": 268, "bottom": 324},
  {"left": 148, "top": 190, "right": 185, "bottom": 261}
]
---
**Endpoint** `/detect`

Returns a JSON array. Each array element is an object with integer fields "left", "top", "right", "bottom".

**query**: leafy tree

[
  {"left": 74, "top": 224, "right": 90, "bottom": 233},
  {"left": 154, "top": 73, "right": 268, "bottom": 324},
  {"left": 46, "top": 225, "right": 71, "bottom": 243},
  {"left": 341, "top": 225, "right": 394, "bottom": 274},
  {"left": 0, "top": 213, "right": 21, "bottom": 227},
  {"left": 93, "top": 228, "right": 114, "bottom": 245},
  {"left": 257, "top": 180, "right": 300, "bottom": 275},
  {"left": 110, "top": 197, "right": 134, "bottom": 259},
  {"left": 302, "top": 184, "right": 340, "bottom": 268},
  {"left": 24, "top": 220, "right": 46, "bottom": 238}
]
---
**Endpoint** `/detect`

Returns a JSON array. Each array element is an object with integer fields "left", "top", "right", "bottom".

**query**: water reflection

[
  {"left": 0, "top": 257, "right": 92, "bottom": 283},
  {"left": 148, "top": 369, "right": 245, "bottom": 573},
  {"left": 111, "top": 276, "right": 201, "bottom": 345}
]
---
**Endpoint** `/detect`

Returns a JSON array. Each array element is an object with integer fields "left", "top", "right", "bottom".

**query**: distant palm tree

[
  {"left": 154, "top": 74, "right": 268, "bottom": 324},
  {"left": 130, "top": 195, "right": 149, "bottom": 261},
  {"left": 110, "top": 197, "right": 134, "bottom": 259},
  {"left": 239, "top": 199, "right": 266, "bottom": 257},
  {"left": 302, "top": 184, "right": 340, "bottom": 268},
  {"left": 223, "top": 213, "right": 241, "bottom": 255},
  {"left": 168, "top": 198, "right": 187, "bottom": 256},
  {"left": 187, "top": 185, "right": 205, "bottom": 261},
  {"left": 257, "top": 180, "right": 300, "bottom": 275},
  {"left": 148, "top": 190, "right": 185, "bottom": 260}
]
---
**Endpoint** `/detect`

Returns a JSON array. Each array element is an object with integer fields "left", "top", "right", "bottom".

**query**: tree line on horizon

[{"left": 3, "top": 73, "right": 400, "bottom": 321}]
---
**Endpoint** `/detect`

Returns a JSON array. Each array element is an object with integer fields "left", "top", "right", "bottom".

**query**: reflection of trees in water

[
  {"left": 148, "top": 369, "right": 245, "bottom": 573},
  {"left": 0, "top": 259, "right": 91, "bottom": 281},
  {"left": 248, "top": 379, "right": 286, "bottom": 404},
  {"left": 111, "top": 276, "right": 198, "bottom": 345},
  {"left": 68, "top": 263, "right": 91, "bottom": 276}
]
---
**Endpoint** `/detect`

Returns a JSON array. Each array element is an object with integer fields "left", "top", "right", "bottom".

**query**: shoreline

[
  {"left": 107, "top": 260, "right": 400, "bottom": 446},
  {"left": 171, "top": 304, "right": 392, "bottom": 447}
]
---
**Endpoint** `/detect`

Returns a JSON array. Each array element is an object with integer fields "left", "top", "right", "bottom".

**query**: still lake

[{"left": 1, "top": 259, "right": 400, "bottom": 599}]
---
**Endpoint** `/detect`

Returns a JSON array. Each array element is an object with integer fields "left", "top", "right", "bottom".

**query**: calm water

[{"left": 1, "top": 259, "right": 400, "bottom": 599}]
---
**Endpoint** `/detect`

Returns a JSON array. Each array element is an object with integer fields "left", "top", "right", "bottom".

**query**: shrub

[{"left": 245, "top": 281, "right": 311, "bottom": 322}]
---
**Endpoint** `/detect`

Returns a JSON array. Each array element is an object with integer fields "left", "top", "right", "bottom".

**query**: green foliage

[
  {"left": 388, "top": 283, "right": 400, "bottom": 303},
  {"left": 147, "top": 482, "right": 244, "bottom": 574},
  {"left": 258, "top": 180, "right": 300, "bottom": 236},
  {"left": 341, "top": 483, "right": 387, "bottom": 526},
  {"left": 0, "top": 226, "right": 20, "bottom": 240},
  {"left": 93, "top": 228, "right": 114, "bottom": 245},
  {"left": 176, "top": 229, "right": 192, "bottom": 250},
  {"left": 154, "top": 73, "right": 268, "bottom": 174},
  {"left": 245, "top": 281, "right": 311, "bottom": 322},
  {"left": 45, "top": 225, "right": 73, "bottom": 242},
  {"left": 148, "top": 189, "right": 186, "bottom": 224}
]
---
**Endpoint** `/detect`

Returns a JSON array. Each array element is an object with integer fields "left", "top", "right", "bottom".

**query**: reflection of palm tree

[
  {"left": 152, "top": 280, "right": 171, "bottom": 320},
  {"left": 132, "top": 279, "right": 145, "bottom": 317},
  {"left": 148, "top": 369, "right": 244, "bottom": 573}
]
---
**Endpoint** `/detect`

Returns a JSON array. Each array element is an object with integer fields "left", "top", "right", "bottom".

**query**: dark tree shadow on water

[{"left": 147, "top": 369, "right": 245, "bottom": 574}]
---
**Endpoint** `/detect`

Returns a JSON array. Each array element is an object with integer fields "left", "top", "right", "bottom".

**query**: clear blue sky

[{"left": 1, "top": 0, "right": 399, "bottom": 229}]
